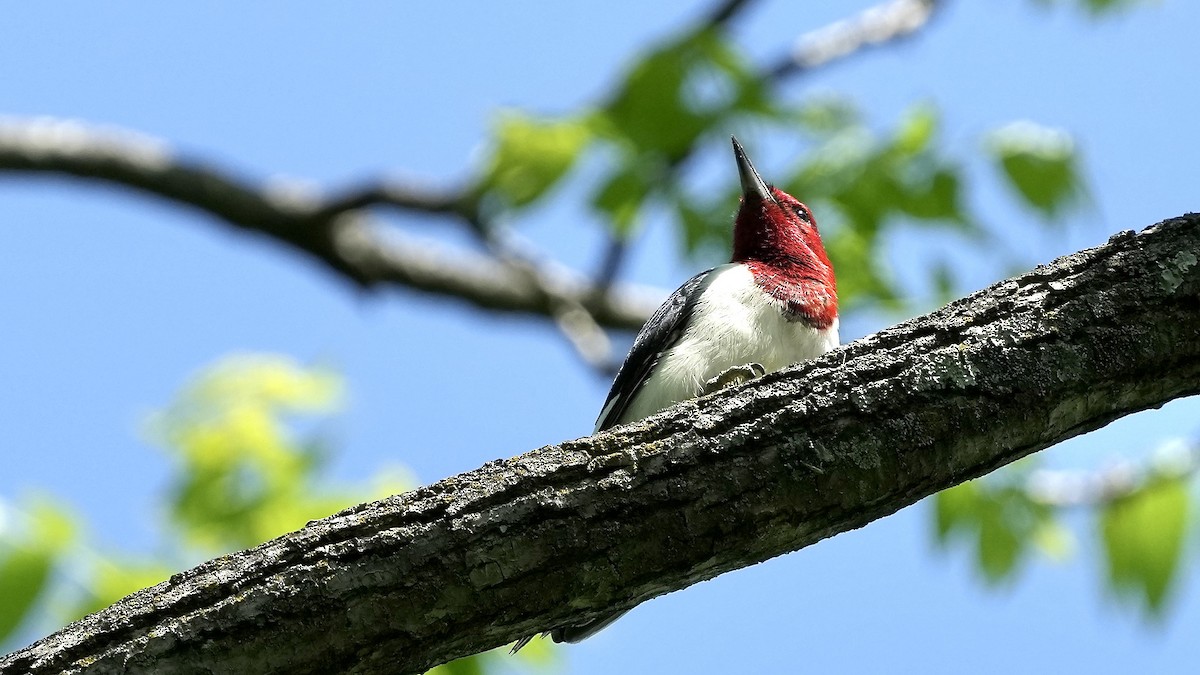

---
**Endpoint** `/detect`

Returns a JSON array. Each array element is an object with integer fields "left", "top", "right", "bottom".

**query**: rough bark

[{"left": 3, "top": 214, "right": 1198, "bottom": 674}]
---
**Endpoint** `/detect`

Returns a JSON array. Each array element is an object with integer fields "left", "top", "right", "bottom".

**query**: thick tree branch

[
  {"left": 3, "top": 215, "right": 1197, "bottom": 674},
  {"left": 0, "top": 119, "right": 658, "bottom": 332}
]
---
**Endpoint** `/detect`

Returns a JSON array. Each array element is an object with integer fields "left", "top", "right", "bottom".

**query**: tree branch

[
  {"left": 1025, "top": 437, "right": 1200, "bottom": 508},
  {"left": 0, "top": 118, "right": 658, "bottom": 332},
  {"left": 703, "top": 0, "right": 756, "bottom": 27},
  {"left": 3, "top": 214, "right": 1198, "bottom": 674},
  {"left": 767, "top": 0, "right": 945, "bottom": 79}
]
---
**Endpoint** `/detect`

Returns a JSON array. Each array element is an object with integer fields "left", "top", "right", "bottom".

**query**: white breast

[{"left": 614, "top": 263, "right": 839, "bottom": 426}]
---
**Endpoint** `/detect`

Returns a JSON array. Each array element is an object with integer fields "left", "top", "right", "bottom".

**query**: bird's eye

[{"left": 791, "top": 204, "right": 811, "bottom": 223}]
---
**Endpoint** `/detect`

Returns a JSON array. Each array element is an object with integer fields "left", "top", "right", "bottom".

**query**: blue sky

[{"left": 1, "top": 2, "right": 1198, "bottom": 673}]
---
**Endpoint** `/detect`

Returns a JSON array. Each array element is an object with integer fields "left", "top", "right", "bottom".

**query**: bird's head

[
  {"left": 729, "top": 136, "right": 837, "bottom": 324},
  {"left": 730, "top": 137, "right": 832, "bottom": 271}
]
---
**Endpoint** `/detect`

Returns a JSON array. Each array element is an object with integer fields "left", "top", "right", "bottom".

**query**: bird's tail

[
  {"left": 511, "top": 609, "right": 631, "bottom": 653},
  {"left": 509, "top": 634, "right": 539, "bottom": 654},
  {"left": 550, "top": 609, "right": 630, "bottom": 643}
]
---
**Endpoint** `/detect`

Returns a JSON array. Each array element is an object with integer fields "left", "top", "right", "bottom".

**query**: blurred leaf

[
  {"left": 1029, "top": 0, "right": 1148, "bottom": 16},
  {"left": 0, "top": 546, "right": 53, "bottom": 643},
  {"left": 26, "top": 500, "right": 77, "bottom": 550},
  {"left": 896, "top": 168, "right": 965, "bottom": 222},
  {"left": 592, "top": 161, "right": 653, "bottom": 236},
  {"left": 183, "top": 354, "right": 341, "bottom": 414},
  {"left": 0, "top": 500, "right": 74, "bottom": 644},
  {"left": 431, "top": 643, "right": 556, "bottom": 675},
  {"left": 149, "top": 355, "right": 363, "bottom": 552},
  {"left": 777, "top": 103, "right": 976, "bottom": 311},
  {"left": 794, "top": 98, "right": 861, "bottom": 134},
  {"left": 430, "top": 654, "right": 488, "bottom": 675},
  {"left": 987, "top": 121, "right": 1086, "bottom": 220},
  {"left": 978, "top": 498, "right": 1024, "bottom": 583},
  {"left": 1101, "top": 476, "right": 1189, "bottom": 615},
  {"left": 671, "top": 189, "right": 736, "bottom": 257},
  {"left": 1082, "top": 0, "right": 1144, "bottom": 14},
  {"left": 936, "top": 481, "right": 981, "bottom": 543},
  {"left": 70, "top": 558, "right": 172, "bottom": 620},
  {"left": 820, "top": 225, "right": 900, "bottom": 311},
  {"left": 893, "top": 104, "right": 937, "bottom": 155},
  {"left": 604, "top": 29, "right": 766, "bottom": 158},
  {"left": 605, "top": 34, "right": 707, "bottom": 156},
  {"left": 478, "top": 111, "right": 591, "bottom": 208},
  {"left": 1031, "top": 520, "right": 1075, "bottom": 562},
  {"left": 935, "top": 480, "right": 1068, "bottom": 585}
]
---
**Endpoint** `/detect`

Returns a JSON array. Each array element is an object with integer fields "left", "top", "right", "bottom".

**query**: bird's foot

[{"left": 701, "top": 362, "right": 766, "bottom": 395}]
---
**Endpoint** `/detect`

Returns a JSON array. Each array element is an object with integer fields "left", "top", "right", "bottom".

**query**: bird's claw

[{"left": 701, "top": 362, "right": 766, "bottom": 395}]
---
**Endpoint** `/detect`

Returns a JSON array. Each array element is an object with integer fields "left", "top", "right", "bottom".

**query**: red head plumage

[{"left": 729, "top": 137, "right": 837, "bottom": 329}]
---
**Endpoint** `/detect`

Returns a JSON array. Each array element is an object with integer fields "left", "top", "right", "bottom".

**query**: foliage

[
  {"left": 1101, "top": 474, "right": 1191, "bottom": 615},
  {"left": 1032, "top": 0, "right": 1151, "bottom": 17},
  {"left": 0, "top": 355, "right": 550, "bottom": 672},
  {"left": 469, "top": 26, "right": 1088, "bottom": 317},
  {"left": 936, "top": 444, "right": 1196, "bottom": 619},
  {"left": 987, "top": 122, "right": 1088, "bottom": 221},
  {"left": 936, "top": 477, "right": 1072, "bottom": 584},
  {"left": 0, "top": 500, "right": 72, "bottom": 645},
  {"left": 0, "top": 0, "right": 1186, "bottom": 669}
]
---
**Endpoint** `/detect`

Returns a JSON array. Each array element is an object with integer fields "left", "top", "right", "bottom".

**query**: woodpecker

[{"left": 513, "top": 137, "right": 838, "bottom": 652}]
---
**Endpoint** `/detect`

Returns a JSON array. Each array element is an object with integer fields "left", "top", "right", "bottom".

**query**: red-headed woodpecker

[{"left": 514, "top": 137, "right": 838, "bottom": 652}]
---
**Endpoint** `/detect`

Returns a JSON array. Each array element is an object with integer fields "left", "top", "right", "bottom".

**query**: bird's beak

[{"left": 731, "top": 136, "right": 773, "bottom": 203}]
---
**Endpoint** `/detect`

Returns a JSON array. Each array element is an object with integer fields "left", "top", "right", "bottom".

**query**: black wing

[{"left": 595, "top": 268, "right": 716, "bottom": 432}]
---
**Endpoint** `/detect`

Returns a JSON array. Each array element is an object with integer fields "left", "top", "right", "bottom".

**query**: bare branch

[
  {"left": 317, "top": 180, "right": 471, "bottom": 224},
  {"left": 0, "top": 118, "right": 659, "bottom": 332},
  {"left": 704, "top": 0, "right": 757, "bottom": 27},
  {"left": 4, "top": 215, "right": 1198, "bottom": 675},
  {"left": 592, "top": 236, "right": 631, "bottom": 298},
  {"left": 767, "top": 0, "right": 945, "bottom": 79},
  {"left": 1026, "top": 438, "right": 1200, "bottom": 508},
  {"left": 580, "top": 235, "right": 633, "bottom": 373}
]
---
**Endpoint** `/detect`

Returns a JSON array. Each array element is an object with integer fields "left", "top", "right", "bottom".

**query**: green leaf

[
  {"left": 0, "top": 546, "right": 53, "bottom": 643},
  {"left": 0, "top": 499, "right": 73, "bottom": 643},
  {"left": 26, "top": 500, "right": 77, "bottom": 550},
  {"left": 1082, "top": 0, "right": 1143, "bottom": 14},
  {"left": 592, "top": 161, "right": 652, "bottom": 236},
  {"left": 794, "top": 98, "right": 861, "bottom": 134},
  {"left": 604, "top": 30, "right": 762, "bottom": 158},
  {"left": 819, "top": 225, "right": 899, "bottom": 310},
  {"left": 977, "top": 496, "right": 1025, "bottom": 583},
  {"left": 896, "top": 168, "right": 965, "bottom": 222},
  {"left": 671, "top": 190, "right": 735, "bottom": 256},
  {"left": 776, "top": 103, "right": 976, "bottom": 311},
  {"left": 1101, "top": 476, "right": 1189, "bottom": 615},
  {"left": 604, "top": 40, "right": 705, "bottom": 155},
  {"left": 893, "top": 104, "right": 937, "bottom": 156},
  {"left": 70, "top": 558, "right": 172, "bottom": 620},
  {"left": 935, "top": 480, "right": 1071, "bottom": 585},
  {"left": 1027, "top": 0, "right": 1147, "bottom": 17},
  {"left": 478, "top": 112, "right": 591, "bottom": 208},
  {"left": 935, "top": 482, "right": 981, "bottom": 543},
  {"left": 149, "top": 355, "right": 355, "bottom": 552},
  {"left": 1031, "top": 519, "right": 1075, "bottom": 562},
  {"left": 429, "top": 654, "right": 486, "bottom": 675},
  {"left": 987, "top": 121, "right": 1085, "bottom": 220}
]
